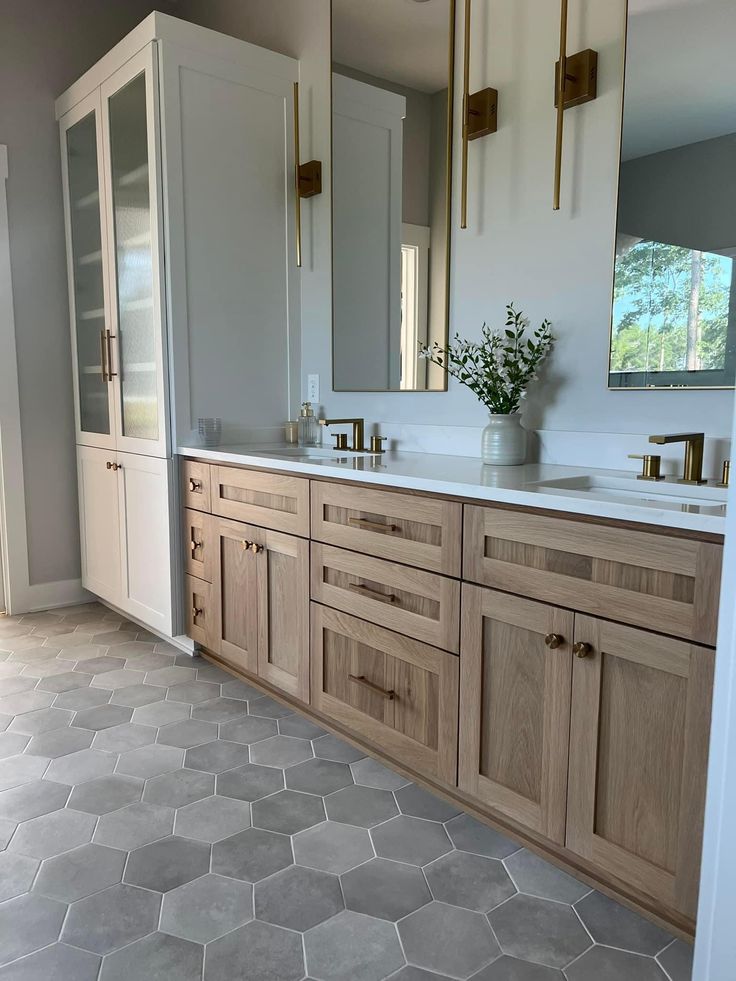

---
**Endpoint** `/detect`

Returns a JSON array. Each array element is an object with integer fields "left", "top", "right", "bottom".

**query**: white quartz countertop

[{"left": 178, "top": 443, "right": 727, "bottom": 535}]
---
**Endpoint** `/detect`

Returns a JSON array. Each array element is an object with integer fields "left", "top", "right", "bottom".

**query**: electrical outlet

[{"left": 307, "top": 374, "right": 320, "bottom": 403}]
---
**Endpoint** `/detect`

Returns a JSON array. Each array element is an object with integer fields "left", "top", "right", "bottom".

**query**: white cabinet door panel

[{"left": 77, "top": 446, "right": 121, "bottom": 602}]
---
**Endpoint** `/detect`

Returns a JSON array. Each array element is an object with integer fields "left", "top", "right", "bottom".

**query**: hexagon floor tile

[{"left": 0, "top": 605, "right": 685, "bottom": 979}]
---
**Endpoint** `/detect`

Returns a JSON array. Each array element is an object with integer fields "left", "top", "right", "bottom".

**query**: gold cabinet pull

[
  {"left": 293, "top": 81, "right": 323, "bottom": 269},
  {"left": 573, "top": 642, "right": 592, "bottom": 659},
  {"left": 348, "top": 674, "right": 395, "bottom": 701},
  {"left": 100, "top": 329, "right": 108, "bottom": 383},
  {"left": 191, "top": 606, "right": 203, "bottom": 620},
  {"left": 190, "top": 538, "right": 203, "bottom": 558},
  {"left": 461, "top": 0, "right": 499, "bottom": 229},
  {"left": 348, "top": 517, "right": 400, "bottom": 535},
  {"left": 189, "top": 478, "right": 202, "bottom": 492},
  {"left": 105, "top": 329, "right": 117, "bottom": 378},
  {"left": 240, "top": 540, "right": 264, "bottom": 554},
  {"left": 106, "top": 461, "right": 121, "bottom": 472},
  {"left": 348, "top": 582, "right": 397, "bottom": 605},
  {"left": 544, "top": 633, "right": 564, "bottom": 649}
]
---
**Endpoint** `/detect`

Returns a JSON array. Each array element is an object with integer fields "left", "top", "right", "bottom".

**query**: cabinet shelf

[
  {"left": 79, "top": 308, "right": 105, "bottom": 321},
  {"left": 77, "top": 249, "right": 102, "bottom": 266},
  {"left": 117, "top": 164, "right": 148, "bottom": 187},
  {"left": 74, "top": 189, "right": 99, "bottom": 210}
]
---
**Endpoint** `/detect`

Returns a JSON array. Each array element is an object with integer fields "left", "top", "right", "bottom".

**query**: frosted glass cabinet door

[
  {"left": 60, "top": 92, "right": 114, "bottom": 448},
  {"left": 101, "top": 44, "right": 168, "bottom": 458}
]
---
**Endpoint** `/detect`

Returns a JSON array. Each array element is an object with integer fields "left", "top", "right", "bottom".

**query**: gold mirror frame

[{"left": 330, "top": 0, "right": 456, "bottom": 393}]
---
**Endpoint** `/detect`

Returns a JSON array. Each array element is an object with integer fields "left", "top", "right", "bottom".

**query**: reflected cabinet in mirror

[
  {"left": 331, "top": 0, "right": 455, "bottom": 391},
  {"left": 609, "top": 0, "right": 736, "bottom": 389}
]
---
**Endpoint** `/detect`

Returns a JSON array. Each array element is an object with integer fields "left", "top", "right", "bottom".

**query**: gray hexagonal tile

[
  {"left": 342, "top": 857, "right": 431, "bottom": 921},
  {"left": 62, "top": 883, "right": 161, "bottom": 954},
  {"left": 0, "top": 852, "right": 39, "bottom": 902},
  {"left": 395, "top": 784, "right": 461, "bottom": 822},
  {"left": 90, "top": 668, "right": 145, "bottom": 690},
  {"left": 425, "top": 851, "right": 516, "bottom": 913},
  {"left": 25, "top": 726, "right": 94, "bottom": 758},
  {"left": 248, "top": 694, "right": 294, "bottom": 719},
  {"left": 351, "top": 756, "right": 410, "bottom": 791},
  {"left": 9, "top": 707, "right": 74, "bottom": 737},
  {"left": 216, "top": 763, "right": 283, "bottom": 802},
  {"left": 472, "top": 956, "right": 564, "bottom": 979},
  {"left": 33, "top": 842, "right": 125, "bottom": 902},
  {"left": 372, "top": 816, "right": 452, "bottom": 866},
  {"left": 489, "top": 895, "right": 591, "bottom": 969},
  {"left": 0, "top": 676, "right": 36, "bottom": 697},
  {"left": 57, "top": 645, "right": 107, "bottom": 662},
  {"left": 92, "top": 723, "right": 156, "bottom": 754},
  {"left": 255, "top": 864, "right": 343, "bottom": 931},
  {"left": 167, "top": 680, "right": 220, "bottom": 704},
  {"left": 94, "top": 801, "right": 174, "bottom": 850},
  {"left": 9, "top": 808, "right": 96, "bottom": 859},
  {"left": 313, "top": 733, "right": 366, "bottom": 763},
  {"left": 191, "top": 697, "right": 249, "bottom": 723},
  {"left": 250, "top": 734, "right": 313, "bottom": 768},
  {"left": 73, "top": 704, "right": 133, "bottom": 731},
  {"left": 143, "top": 768, "right": 215, "bottom": 808},
  {"left": 294, "top": 820, "right": 374, "bottom": 874},
  {"left": 110, "top": 683, "right": 166, "bottom": 708},
  {"left": 656, "top": 940, "right": 693, "bottom": 981},
  {"left": 161, "top": 873, "right": 253, "bottom": 944},
  {"left": 36, "top": 671, "right": 93, "bottom": 694},
  {"left": 0, "top": 893, "right": 66, "bottom": 966},
  {"left": 220, "top": 715, "right": 278, "bottom": 745},
  {"left": 122, "top": 652, "right": 174, "bottom": 672},
  {"left": 279, "top": 715, "right": 328, "bottom": 739},
  {"left": 53, "top": 687, "right": 111, "bottom": 712},
  {"left": 0, "top": 755, "right": 48, "bottom": 792},
  {"left": 145, "top": 666, "right": 197, "bottom": 687},
  {"left": 212, "top": 828, "right": 293, "bottom": 882},
  {"left": 68, "top": 774, "right": 143, "bottom": 815},
  {"left": 305, "top": 909, "right": 405, "bottom": 981},
  {"left": 446, "top": 813, "right": 520, "bottom": 860},
  {"left": 574, "top": 891, "right": 673, "bottom": 955},
  {"left": 504, "top": 849, "right": 589, "bottom": 905},
  {"left": 116, "top": 744, "right": 184, "bottom": 778},
  {"left": 91, "top": 631, "right": 138, "bottom": 647},
  {"left": 74, "top": 656, "right": 126, "bottom": 674},
  {"left": 565, "top": 946, "right": 667, "bottom": 981},
  {"left": 46, "top": 749, "right": 115, "bottom": 785},
  {"left": 124, "top": 835, "right": 210, "bottom": 892},
  {"left": 400, "top": 902, "right": 500, "bottom": 978},
  {"left": 221, "top": 679, "right": 261, "bottom": 700},
  {"left": 131, "top": 700, "right": 190, "bottom": 727},
  {"left": 185, "top": 739, "right": 248, "bottom": 773},
  {"left": 252, "top": 789, "right": 326, "bottom": 834},
  {"left": 325, "top": 785, "right": 399, "bottom": 828},
  {"left": 0, "top": 779, "right": 70, "bottom": 822},
  {"left": 175, "top": 794, "right": 251, "bottom": 842},
  {"left": 157, "top": 718, "right": 217, "bottom": 749},
  {"left": 0, "top": 817, "right": 15, "bottom": 849},
  {"left": 205, "top": 920, "right": 304, "bottom": 981},
  {"left": 0, "top": 943, "right": 100, "bottom": 980},
  {"left": 285, "top": 757, "right": 353, "bottom": 795},
  {"left": 107, "top": 641, "right": 156, "bottom": 660}
]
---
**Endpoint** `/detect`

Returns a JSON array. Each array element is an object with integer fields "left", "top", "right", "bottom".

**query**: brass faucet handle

[
  {"left": 333, "top": 433, "right": 349, "bottom": 451},
  {"left": 717, "top": 460, "right": 731, "bottom": 488},
  {"left": 370, "top": 435, "right": 387, "bottom": 454},
  {"left": 628, "top": 453, "right": 663, "bottom": 482}
]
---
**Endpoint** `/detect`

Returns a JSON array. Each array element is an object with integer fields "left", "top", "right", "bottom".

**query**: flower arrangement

[{"left": 419, "top": 303, "right": 554, "bottom": 414}]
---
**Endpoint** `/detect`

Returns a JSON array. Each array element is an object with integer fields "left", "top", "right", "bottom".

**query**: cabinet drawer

[
  {"left": 212, "top": 466, "right": 309, "bottom": 537},
  {"left": 181, "top": 460, "right": 212, "bottom": 513},
  {"left": 311, "top": 605, "right": 458, "bottom": 784},
  {"left": 311, "top": 543, "right": 460, "bottom": 653},
  {"left": 185, "top": 575, "right": 217, "bottom": 652},
  {"left": 184, "top": 509, "right": 214, "bottom": 582},
  {"left": 311, "top": 482, "right": 461, "bottom": 576},
  {"left": 464, "top": 505, "right": 722, "bottom": 645}
]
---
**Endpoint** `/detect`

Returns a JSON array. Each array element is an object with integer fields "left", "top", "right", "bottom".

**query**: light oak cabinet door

[
  {"left": 185, "top": 575, "right": 217, "bottom": 651},
  {"left": 311, "top": 605, "right": 459, "bottom": 784},
  {"left": 566, "top": 616, "right": 714, "bottom": 919},
  {"left": 211, "top": 518, "right": 260, "bottom": 675},
  {"left": 459, "top": 586, "right": 574, "bottom": 843},
  {"left": 184, "top": 509, "right": 214, "bottom": 583}
]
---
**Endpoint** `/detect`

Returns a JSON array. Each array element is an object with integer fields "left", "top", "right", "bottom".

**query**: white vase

[{"left": 481, "top": 412, "right": 527, "bottom": 466}]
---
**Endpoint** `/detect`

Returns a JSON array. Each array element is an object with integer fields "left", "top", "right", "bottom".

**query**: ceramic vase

[{"left": 481, "top": 412, "right": 527, "bottom": 466}]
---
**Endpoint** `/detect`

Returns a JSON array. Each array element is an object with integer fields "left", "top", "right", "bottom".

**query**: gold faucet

[
  {"left": 648, "top": 432, "right": 706, "bottom": 485},
  {"left": 319, "top": 417, "right": 367, "bottom": 452}
]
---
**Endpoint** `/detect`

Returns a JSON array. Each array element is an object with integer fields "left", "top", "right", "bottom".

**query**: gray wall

[{"left": 0, "top": 0, "right": 175, "bottom": 586}]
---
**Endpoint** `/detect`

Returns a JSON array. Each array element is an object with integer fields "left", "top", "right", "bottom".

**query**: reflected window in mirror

[
  {"left": 608, "top": 0, "right": 736, "bottom": 390},
  {"left": 331, "top": 0, "right": 455, "bottom": 392}
]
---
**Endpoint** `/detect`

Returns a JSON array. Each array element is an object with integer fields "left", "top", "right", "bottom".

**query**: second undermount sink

[
  {"left": 528, "top": 474, "right": 728, "bottom": 514},
  {"left": 244, "top": 445, "right": 381, "bottom": 461}
]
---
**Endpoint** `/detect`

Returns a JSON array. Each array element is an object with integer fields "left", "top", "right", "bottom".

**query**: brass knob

[
  {"left": 191, "top": 606, "right": 203, "bottom": 619},
  {"left": 544, "top": 633, "right": 564, "bottom": 649},
  {"left": 190, "top": 539, "right": 203, "bottom": 557},
  {"left": 573, "top": 642, "right": 592, "bottom": 659},
  {"left": 106, "top": 461, "right": 113, "bottom": 470},
  {"left": 112, "top": 463, "right": 121, "bottom": 471},
  {"left": 250, "top": 542, "right": 264, "bottom": 554},
  {"left": 189, "top": 478, "right": 202, "bottom": 491},
  {"left": 240, "top": 540, "right": 252, "bottom": 551}
]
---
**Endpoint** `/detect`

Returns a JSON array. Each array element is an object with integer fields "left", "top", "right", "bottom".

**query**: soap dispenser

[{"left": 298, "top": 402, "right": 319, "bottom": 447}]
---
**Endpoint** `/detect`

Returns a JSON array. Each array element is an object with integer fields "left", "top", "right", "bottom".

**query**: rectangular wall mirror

[
  {"left": 331, "top": 0, "right": 455, "bottom": 392},
  {"left": 608, "top": 0, "right": 736, "bottom": 390}
]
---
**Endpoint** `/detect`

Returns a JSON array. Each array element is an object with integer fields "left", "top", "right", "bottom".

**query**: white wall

[{"left": 0, "top": 0, "right": 176, "bottom": 592}]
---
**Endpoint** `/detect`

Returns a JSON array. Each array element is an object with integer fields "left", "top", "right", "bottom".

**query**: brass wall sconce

[
  {"left": 293, "top": 81, "right": 323, "bottom": 267},
  {"left": 553, "top": 0, "right": 598, "bottom": 210},
  {"left": 460, "top": 0, "right": 498, "bottom": 229}
]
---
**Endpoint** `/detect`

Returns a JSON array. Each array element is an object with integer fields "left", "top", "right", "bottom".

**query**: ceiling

[
  {"left": 332, "top": 0, "right": 451, "bottom": 94},
  {"left": 623, "top": 0, "right": 736, "bottom": 160}
]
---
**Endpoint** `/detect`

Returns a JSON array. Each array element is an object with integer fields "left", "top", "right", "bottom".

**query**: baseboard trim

[{"left": 24, "top": 578, "right": 92, "bottom": 613}]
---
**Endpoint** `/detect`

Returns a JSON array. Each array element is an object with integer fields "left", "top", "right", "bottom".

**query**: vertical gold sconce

[
  {"left": 552, "top": 0, "right": 597, "bottom": 210},
  {"left": 293, "top": 81, "right": 323, "bottom": 268},
  {"left": 461, "top": 0, "right": 498, "bottom": 229}
]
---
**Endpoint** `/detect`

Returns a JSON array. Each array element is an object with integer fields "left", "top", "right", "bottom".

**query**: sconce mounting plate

[
  {"left": 554, "top": 49, "right": 598, "bottom": 109},
  {"left": 298, "top": 160, "right": 322, "bottom": 198},
  {"left": 467, "top": 87, "right": 498, "bottom": 140}
]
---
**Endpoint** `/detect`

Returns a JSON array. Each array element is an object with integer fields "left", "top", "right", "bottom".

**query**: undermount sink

[
  {"left": 244, "top": 446, "right": 380, "bottom": 461},
  {"left": 528, "top": 474, "right": 728, "bottom": 514}
]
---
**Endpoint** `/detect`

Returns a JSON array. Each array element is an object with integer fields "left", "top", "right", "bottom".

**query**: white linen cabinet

[{"left": 57, "top": 13, "right": 302, "bottom": 637}]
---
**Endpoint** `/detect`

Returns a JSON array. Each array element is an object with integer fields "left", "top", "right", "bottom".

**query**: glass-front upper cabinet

[{"left": 60, "top": 93, "right": 115, "bottom": 449}]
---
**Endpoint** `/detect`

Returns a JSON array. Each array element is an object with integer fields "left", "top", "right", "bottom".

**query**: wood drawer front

[
  {"left": 181, "top": 460, "right": 212, "bottom": 513},
  {"left": 311, "top": 543, "right": 460, "bottom": 653},
  {"left": 463, "top": 505, "right": 722, "bottom": 645},
  {"left": 185, "top": 575, "right": 217, "bottom": 651},
  {"left": 184, "top": 509, "right": 214, "bottom": 583},
  {"left": 311, "top": 605, "right": 459, "bottom": 784},
  {"left": 566, "top": 616, "right": 714, "bottom": 919},
  {"left": 212, "top": 466, "right": 309, "bottom": 537},
  {"left": 311, "top": 482, "right": 462, "bottom": 576}
]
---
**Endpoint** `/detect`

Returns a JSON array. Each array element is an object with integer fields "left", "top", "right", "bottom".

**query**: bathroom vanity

[{"left": 179, "top": 445, "right": 724, "bottom": 937}]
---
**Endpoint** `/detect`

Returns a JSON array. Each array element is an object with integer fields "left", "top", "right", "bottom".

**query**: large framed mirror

[
  {"left": 331, "top": 0, "right": 455, "bottom": 392},
  {"left": 608, "top": 0, "right": 736, "bottom": 390}
]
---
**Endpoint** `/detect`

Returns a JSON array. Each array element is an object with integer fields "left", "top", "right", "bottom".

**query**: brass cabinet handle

[
  {"left": 348, "top": 582, "right": 397, "bottom": 605},
  {"left": 189, "top": 478, "right": 202, "bottom": 492},
  {"left": 100, "top": 329, "right": 108, "bottom": 382},
  {"left": 348, "top": 674, "right": 395, "bottom": 701},
  {"left": 240, "top": 540, "right": 265, "bottom": 554},
  {"left": 544, "top": 633, "right": 564, "bottom": 649},
  {"left": 105, "top": 330, "right": 117, "bottom": 378},
  {"left": 190, "top": 539, "right": 203, "bottom": 558},
  {"left": 106, "top": 462, "right": 121, "bottom": 472},
  {"left": 348, "top": 517, "right": 400, "bottom": 535},
  {"left": 573, "top": 642, "right": 592, "bottom": 659},
  {"left": 192, "top": 606, "right": 203, "bottom": 619}
]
